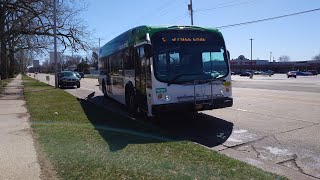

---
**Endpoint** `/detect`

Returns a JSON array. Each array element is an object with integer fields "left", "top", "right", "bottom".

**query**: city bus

[{"left": 98, "top": 25, "right": 233, "bottom": 117}]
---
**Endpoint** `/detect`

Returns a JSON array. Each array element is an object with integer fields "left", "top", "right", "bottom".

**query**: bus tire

[
  {"left": 102, "top": 81, "right": 108, "bottom": 98},
  {"left": 125, "top": 83, "right": 133, "bottom": 107},
  {"left": 128, "top": 92, "right": 136, "bottom": 115},
  {"left": 126, "top": 85, "right": 137, "bottom": 115}
]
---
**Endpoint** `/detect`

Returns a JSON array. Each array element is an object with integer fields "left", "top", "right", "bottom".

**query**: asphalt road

[
  {"left": 29, "top": 73, "right": 320, "bottom": 179},
  {"left": 232, "top": 74, "right": 320, "bottom": 93}
]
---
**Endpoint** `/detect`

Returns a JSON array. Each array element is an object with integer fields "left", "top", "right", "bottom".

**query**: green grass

[{"left": 23, "top": 75, "right": 286, "bottom": 180}]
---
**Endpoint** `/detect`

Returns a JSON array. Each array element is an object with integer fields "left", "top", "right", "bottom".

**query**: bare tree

[
  {"left": 278, "top": 55, "right": 290, "bottom": 62},
  {"left": 15, "top": 49, "right": 33, "bottom": 74},
  {"left": 313, "top": 53, "right": 320, "bottom": 60},
  {"left": 0, "top": 0, "right": 91, "bottom": 79}
]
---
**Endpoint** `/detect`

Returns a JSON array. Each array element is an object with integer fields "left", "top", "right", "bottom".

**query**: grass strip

[{"left": 23, "top": 75, "right": 286, "bottom": 180}]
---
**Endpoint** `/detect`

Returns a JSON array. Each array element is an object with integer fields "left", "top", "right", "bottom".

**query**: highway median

[{"left": 23, "top": 75, "right": 286, "bottom": 179}]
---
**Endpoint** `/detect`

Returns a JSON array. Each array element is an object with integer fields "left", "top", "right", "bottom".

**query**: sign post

[{"left": 46, "top": 76, "right": 50, "bottom": 84}]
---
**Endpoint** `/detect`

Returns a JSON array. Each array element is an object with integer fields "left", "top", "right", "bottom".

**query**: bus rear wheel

[
  {"left": 102, "top": 81, "right": 108, "bottom": 98},
  {"left": 127, "top": 90, "right": 138, "bottom": 116}
]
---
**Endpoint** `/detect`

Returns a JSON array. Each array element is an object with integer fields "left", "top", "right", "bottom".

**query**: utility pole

[
  {"left": 98, "top": 38, "right": 101, "bottom": 49},
  {"left": 270, "top": 52, "right": 272, "bottom": 63},
  {"left": 53, "top": 0, "right": 58, "bottom": 88},
  {"left": 250, "top": 38, "right": 253, "bottom": 71},
  {"left": 188, "top": 0, "right": 194, "bottom": 25}
]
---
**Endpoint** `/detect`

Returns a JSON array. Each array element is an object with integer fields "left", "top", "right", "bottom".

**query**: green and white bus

[{"left": 98, "top": 26, "right": 233, "bottom": 117}]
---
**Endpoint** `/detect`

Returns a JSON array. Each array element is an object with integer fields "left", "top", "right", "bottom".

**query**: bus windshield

[{"left": 152, "top": 30, "right": 229, "bottom": 83}]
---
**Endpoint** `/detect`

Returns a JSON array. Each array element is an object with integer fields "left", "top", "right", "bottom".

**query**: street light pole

[
  {"left": 188, "top": 0, "right": 194, "bottom": 25},
  {"left": 250, "top": 38, "right": 253, "bottom": 71},
  {"left": 53, "top": 0, "right": 58, "bottom": 88},
  {"left": 98, "top": 38, "right": 101, "bottom": 49}
]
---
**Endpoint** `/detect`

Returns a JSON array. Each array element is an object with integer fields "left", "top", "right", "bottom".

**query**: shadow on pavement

[
  {"left": 78, "top": 95, "right": 233, "bottom": 151},
  {"left": 153, "top": 112, "right": 234, "bottom": 148}
]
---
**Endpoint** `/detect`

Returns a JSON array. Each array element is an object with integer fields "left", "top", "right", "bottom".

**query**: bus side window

[
  {"left": 110, "top": 52, "right": 124, "bottom": 76},
  {"left": 134, "top": 48, "right": 140, "bottom": 74},
  {"left": 124, "top": 48, "right": 134, "bottom": 70},
  {"left": 139, "top": 47, "right": 145, "bottom": 75}
]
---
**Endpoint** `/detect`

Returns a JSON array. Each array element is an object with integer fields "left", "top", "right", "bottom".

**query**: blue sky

[{"left": 80, "top": 0, "right": 320, "bottom": 61}]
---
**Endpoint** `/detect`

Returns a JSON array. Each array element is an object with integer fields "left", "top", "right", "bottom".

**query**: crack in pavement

[
  {"left": 277, "top": 155, "right": 320, "bottom": 180},
  {"left": 275, "top": 123, "right": 320, "bottom": 136},
  {"left": 251, "top": 144, "right": 262, "bottom": 158}
]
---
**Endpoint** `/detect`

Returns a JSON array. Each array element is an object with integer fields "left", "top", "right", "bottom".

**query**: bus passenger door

[
  {"left": 134, "top": 46, "right": 147, "bottom": 110},
  {"left": 106, "top": 57, "right": 112, "bottom": 94}
]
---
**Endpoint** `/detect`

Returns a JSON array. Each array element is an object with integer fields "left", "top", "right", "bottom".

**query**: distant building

[
  {"left": 33, "top": 60, "right": 40, "bottom": 67},
  {"left": 230, "top": 55, "right": 269, "bottom": 72},
  {"left": 49, "top": 51, "right": 63, "bottom": 64},
  {"left": 230, "top": 55, "right": 320, "bottom": 73}
]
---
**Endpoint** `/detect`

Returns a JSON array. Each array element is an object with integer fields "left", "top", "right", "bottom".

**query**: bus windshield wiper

[{"left": 167, "top": 73, "right": 200, "bottom": 86}]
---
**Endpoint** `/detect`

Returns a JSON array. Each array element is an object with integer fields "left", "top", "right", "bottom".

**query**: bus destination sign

[{"left": 161, "top": 37, "right": 206, "bottom": 42}]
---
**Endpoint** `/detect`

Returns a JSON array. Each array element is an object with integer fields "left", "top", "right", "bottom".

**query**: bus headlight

[{"left": 165, "top": 95, "right": 171, "bottom": 101}]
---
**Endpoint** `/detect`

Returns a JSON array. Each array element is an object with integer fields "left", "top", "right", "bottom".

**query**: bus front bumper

[{"left": 152, "top": 97, "right": 233, "bottom": 115}]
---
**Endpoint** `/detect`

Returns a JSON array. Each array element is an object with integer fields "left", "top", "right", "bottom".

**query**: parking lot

[{"left": 30, "top": 73, "right": 320, "bottom": 179}]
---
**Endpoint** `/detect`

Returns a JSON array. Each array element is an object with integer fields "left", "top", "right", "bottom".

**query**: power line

[
  {"left": 170, "top": 0, "right": 254, "bottom": 25},
  {"left": 132, "top": 0, "right": 180, "bottom": 25},
  {"left": 217, "top": 8, "right": 320, "bottom": 29},
  {"left": 169, "top": 0, "right": 190, "bottom": 24},
  {"left": 195, "top": 0, "right": 256, "bottom": 12},
  {"left": 152, "top": 0, "right": 189, "bottom": 21},
  {"left": 170, "top": 12, "right": 190, "bottom": 24}
]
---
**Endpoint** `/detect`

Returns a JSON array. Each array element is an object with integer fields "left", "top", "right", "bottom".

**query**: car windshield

[{"left": 63, "top": 72, "right": 76, "bottom": 77}]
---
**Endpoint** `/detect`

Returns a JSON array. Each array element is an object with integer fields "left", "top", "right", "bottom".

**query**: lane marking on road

[
  {"left": 233, "top": 129, "right": 248, "bottom": 134},
  {"left": 228, "top": 107, "right": 318, "bottom": 125},
  {"left": 232, "top": 108, "right": 248, "bottom": 112}
]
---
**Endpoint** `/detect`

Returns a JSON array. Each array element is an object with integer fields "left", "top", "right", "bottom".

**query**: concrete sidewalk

[{"left": 0, "top": 75, "right": 41, "bottom": 180}]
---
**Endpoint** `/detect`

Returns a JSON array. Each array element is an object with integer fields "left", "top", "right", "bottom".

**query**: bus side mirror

[{"left": 144, "top": 44, "right": 153, "bottom": 58}]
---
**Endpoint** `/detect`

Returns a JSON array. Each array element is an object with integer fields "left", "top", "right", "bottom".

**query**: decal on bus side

[{"left": 156, "top": 88, "right": 167, "bottom": 93}]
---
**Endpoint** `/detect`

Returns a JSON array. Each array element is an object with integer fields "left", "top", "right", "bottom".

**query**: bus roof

[{"left": 99, "top": 25, "right": 222, "bottom": 58}]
